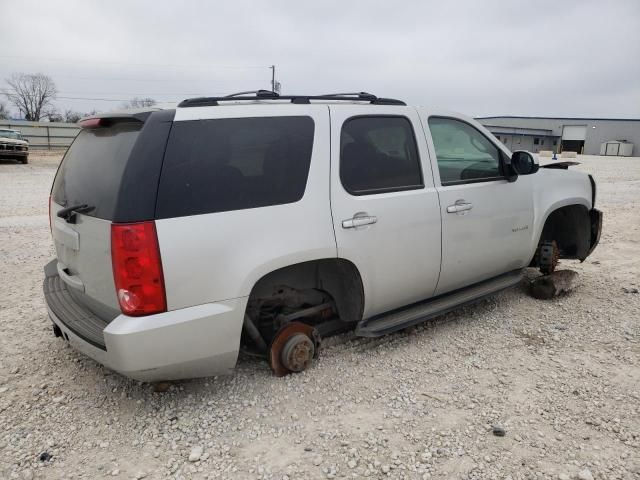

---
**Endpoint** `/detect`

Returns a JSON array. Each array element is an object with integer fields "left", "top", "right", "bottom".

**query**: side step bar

[{"left": 355, "top": 269, "right": 524, "bottom": 337}]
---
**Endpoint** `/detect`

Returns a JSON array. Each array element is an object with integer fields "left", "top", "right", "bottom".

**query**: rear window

[
  {"left": 155, "top": 116, "right": 315, "bottom": 218},
  {"left": 51, "top": 122, "right": 141, "bottom": 219}
]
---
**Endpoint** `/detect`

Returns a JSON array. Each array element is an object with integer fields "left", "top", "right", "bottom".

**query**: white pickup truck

[
  {"left": 0, "top": 128, "right": 29, "bottom": 163},
  {"left": 44, "top": 91, "right": 602, "bottom": 381}
]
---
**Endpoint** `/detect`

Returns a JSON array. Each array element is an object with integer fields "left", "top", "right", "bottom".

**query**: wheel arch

[
  {"left": 245, "top": 258, "right": 365, "bottom": 323},
  {"left": 532, "top": 201, "right": 592, "bottom": 263}
]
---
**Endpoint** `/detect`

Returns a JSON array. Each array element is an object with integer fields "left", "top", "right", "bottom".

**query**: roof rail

[
  {"left": 223, "top": 89, "right": 279, "bottom": 98},
  {"left": 319, "top": 92, "right": 376, "bottom": 100},
  {"left": 178, "top": 91, "right": 406, "bottom": 108}
]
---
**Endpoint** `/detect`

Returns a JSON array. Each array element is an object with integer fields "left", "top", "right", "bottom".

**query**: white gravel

[{"left": 0, "top": 153, "right": 639, "bottom": 479}]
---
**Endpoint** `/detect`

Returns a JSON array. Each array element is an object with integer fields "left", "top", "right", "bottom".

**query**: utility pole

[{"left": 270, "top": 65, "right": 275, "bottom": 92}]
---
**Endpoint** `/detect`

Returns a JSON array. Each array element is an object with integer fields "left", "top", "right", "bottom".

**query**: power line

[
  {"left": 0, "top": 87, "right": 230, "bottom": 103},
  {"left": 0, "top": 55, "right": 271, "bottom": 70},
  {"left": 53, "top": 91, "right": 210, "bottom": 96},
  {"left": 1, "top": 93, "right": 176, "bottom": 103},
  {"left": 3, "top": 73, "right": 245, "bottom": 83},
  {"left": 1, "top": 88, "right": 222, "bottom": 97},
  {"left": 62, "top": 96, "right": 173, "bottom": 103},
  {"left": 0, "top": 63, "right": 279, "bottom": 104}
]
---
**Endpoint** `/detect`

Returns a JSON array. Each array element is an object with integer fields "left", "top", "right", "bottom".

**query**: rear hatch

[{"left": 49, "top": 110, "right": 173, "bottom": 321}]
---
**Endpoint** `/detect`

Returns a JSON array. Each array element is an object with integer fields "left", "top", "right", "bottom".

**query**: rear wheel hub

[
  {"left": 268, "top": 322, "right": 319, "bottom": 376},
  {"left": 281, "top": 333, "right": 315, "bottom": 372}
]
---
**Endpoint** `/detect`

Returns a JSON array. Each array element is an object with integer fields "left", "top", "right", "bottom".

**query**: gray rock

[
  {"left": 188, "top": 445, "right": 203, "bottom": 462},
  {"left": 530, "top": 270, "right": 578, "bottom": 300},
  {"left": 577, "top": 469, "right": 594, "bottom": 480},
  {"left": 492, "top": 425, "right": 506, "bottom": 437}
]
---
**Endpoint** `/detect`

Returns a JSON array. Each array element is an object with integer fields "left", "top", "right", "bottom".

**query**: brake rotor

[
  {"left": 538, "top": 240, "right": 560, "bottom": 275},
  {"left": 268, "top": 322, "right": 320, "bottom": 377}
]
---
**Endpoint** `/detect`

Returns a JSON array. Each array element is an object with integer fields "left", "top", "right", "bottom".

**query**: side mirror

[{"left": 507, "top": 151, "right": 539, "bottom": 180}]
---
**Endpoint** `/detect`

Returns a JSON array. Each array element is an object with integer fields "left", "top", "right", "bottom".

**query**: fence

[{"left": 0, "top": 120, "right": 79, "bottom": 150}]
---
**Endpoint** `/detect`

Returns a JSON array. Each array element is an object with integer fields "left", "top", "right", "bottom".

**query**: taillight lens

[
  {"left": 111, "top": 222, "right": 166, "bottom": 316},
  {"left": 79, "top": 118, "right": 102, "bottom": 129}
]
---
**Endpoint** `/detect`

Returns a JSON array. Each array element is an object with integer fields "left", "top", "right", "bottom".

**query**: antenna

[{"left": 270, "top": 65, "right": 276, "bottom": 92}]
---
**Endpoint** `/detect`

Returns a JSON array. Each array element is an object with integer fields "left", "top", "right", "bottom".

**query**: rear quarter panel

[{"left": 156, "top": 105, "right": 336, "bottom": 310}]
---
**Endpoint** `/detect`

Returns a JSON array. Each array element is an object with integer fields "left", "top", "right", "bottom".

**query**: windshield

[{"left": 0, "top": 130, "right": 21, "bottom": 140}]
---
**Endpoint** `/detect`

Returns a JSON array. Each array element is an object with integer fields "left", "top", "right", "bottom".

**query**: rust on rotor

[
  {"left": 268, "top": 321, "right": 320, "bottom": 377},
  {"left": 539, "top": 240, "right": 560, "bottom": 274}
]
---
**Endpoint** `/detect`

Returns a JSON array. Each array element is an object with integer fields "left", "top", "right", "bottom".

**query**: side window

[
  {"left": 156, "top": 116, "right": 314, "bottom": 218},
  {"left": 428, "top": 117, "right": 503, "bottom": 185},
  {"left": 340, "top": 116, "right": 423, "bottom": 195}
]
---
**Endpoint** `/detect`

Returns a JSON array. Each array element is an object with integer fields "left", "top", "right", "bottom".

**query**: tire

[{"left": 21, "top": 157, "right": 28, "bottom": 164}]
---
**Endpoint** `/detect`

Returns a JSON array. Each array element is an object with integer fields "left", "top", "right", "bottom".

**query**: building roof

[
  {"left": 482, "top": 125, "right": 555, "bottom": 135},
  {"left": 477, "top": 115, "right": 640, "bottom": 122}
]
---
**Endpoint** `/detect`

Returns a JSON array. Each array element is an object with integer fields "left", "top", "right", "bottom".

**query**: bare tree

[
  {"left": 123, "top": 97, "right": 157, "bottom": 109},
  {"left": 45, "top": 108, "right": 63, "bottom": 122},
  {"left": 3, "top": 73, "right": 58, "bottom": 121},
  {"left": 0, "top": 101, "right": 9, "bottom": 120},
  {"left": 63, "top": 109, "right": 83, "bottom": 123}
]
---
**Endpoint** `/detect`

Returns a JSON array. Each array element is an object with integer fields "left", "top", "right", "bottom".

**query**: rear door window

[
  {"left": 155, "top": 116, "right": 315, "bottom": 218},
  {"left": 340, "top": 116, "right": 423, "bottom": 195},
  {"left": 51, "top": 122, "right": 141, "bottom": 219}
]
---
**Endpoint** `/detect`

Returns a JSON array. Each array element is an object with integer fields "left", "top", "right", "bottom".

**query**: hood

[
  {"left": 0, "top": 137, "right": 27, "bottom": 146},
  {"left": 534, "top": 153, "right": 579, "bottom": 168}
]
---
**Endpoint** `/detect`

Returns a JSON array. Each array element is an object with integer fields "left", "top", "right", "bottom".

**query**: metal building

[{"left": 476, "top": 116, "right": 640, "bottom": 155}]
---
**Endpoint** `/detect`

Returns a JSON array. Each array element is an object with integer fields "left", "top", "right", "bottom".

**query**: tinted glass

[
  {"left": 156, "top": 116, "right": 314, "bottom": 218},
  {"left": 428, "top": 117, "right": 502, "bottom": 185},
  {"left": 340, "top": 116, "right": 423, "bottom": 195},
  {"left": 51, "top": 122, "right": 141, "bottom": 219}
]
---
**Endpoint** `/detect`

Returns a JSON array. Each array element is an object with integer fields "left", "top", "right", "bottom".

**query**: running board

[{"left": 355, "top": 269, "right": 523, "bottom": 337}]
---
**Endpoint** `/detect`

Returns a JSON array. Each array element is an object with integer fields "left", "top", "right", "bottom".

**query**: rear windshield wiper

[{"left": 56, "top": 203, "right": 95, "bottom": 223}]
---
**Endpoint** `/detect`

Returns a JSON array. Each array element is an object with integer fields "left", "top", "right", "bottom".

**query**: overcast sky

[{"left": 1, "top": 0, "right": 639, "bottom": 118}]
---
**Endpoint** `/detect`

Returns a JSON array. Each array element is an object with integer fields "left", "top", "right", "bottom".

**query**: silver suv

[{"left": 44, "top": 91, "right": 602, "bottom": 381}]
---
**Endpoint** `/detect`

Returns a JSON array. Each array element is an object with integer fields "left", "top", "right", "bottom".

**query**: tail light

[
  {"left": 79, "top": 118, "right": 102, "bottom": 129},
  {"left": 111, "top": 221, "right": 166, "bottom": 316}
]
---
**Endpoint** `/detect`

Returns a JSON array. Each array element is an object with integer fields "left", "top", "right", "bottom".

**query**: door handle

[
  {"left": 446, "top": 201, "right": 473, "bottom": 214},
  {"left": 342, "top": 215, "right": 378, "bottom": 229},
  {"left": 56, "top": 261, "right": 85, "bottom": 292}
]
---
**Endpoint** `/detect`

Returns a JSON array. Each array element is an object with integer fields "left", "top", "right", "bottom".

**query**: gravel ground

[{"left": 0, "top": 152, "right": 638, "bottom": 480}]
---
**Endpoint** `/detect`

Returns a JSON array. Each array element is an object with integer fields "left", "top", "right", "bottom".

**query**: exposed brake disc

[
  {"left": 268, "top": 321, "right": 320, "bottom": 377},
  {"left": 538, "top": 240, "right": 559, "bottom": 275}
]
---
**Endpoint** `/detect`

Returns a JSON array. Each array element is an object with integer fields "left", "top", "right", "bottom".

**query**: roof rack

[{"left": 178, "top": 90, "right": 406, "bottom": 108}]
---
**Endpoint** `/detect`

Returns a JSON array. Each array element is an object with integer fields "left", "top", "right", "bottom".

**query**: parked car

[
  {"left": 43, "top": 91, "right": 602, "bottom": 381},
  {"left": 0, "top": 128, "right": 29, "bottom": 163}
]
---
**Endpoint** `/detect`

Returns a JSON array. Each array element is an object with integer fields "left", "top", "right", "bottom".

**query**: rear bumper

[{"left": 43, "top": 262, "right": 246, "bottom": 381}]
